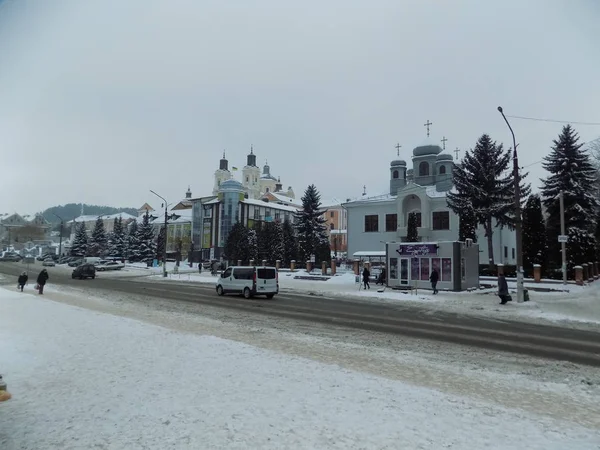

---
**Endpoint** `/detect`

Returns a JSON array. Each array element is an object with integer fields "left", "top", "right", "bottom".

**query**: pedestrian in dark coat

[
  {"left": 429, "top": 269, "right": 439, "bottom": 294},
  {"left": 498, "top": 274, "right": 511, "bottom": 304},
  {"left": 36, "top": 269, "right": 49, "bottom": 295},
  {"left": 18, "top": 272, "right": 28, "bottom": 292},
  {"left": 198, "top": 262, "right": 202, "bottom": 274},
  {"left": 362, "top": 267, "right": 370, "bottom": 290}
]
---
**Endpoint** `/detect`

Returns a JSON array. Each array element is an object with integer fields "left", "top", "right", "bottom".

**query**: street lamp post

[
  {"left": 52, "top": 213, "right": 64, "bottom": 259},
  {"left": 498, "top": 106, "right": 525, "bottom": 303},
  {"left": 150, "top": 190, "right": 169, "bottom": 278}
]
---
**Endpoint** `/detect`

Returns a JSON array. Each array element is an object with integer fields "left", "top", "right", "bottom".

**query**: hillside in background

[{"left": 42, "top": 204, "right": 138, "bottom": 224}]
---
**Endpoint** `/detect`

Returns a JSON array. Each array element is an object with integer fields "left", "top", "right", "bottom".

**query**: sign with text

[
  {"left": 396, "top": 243, "right": 438, "bottom": 257},
  {"left": 557, "top": 235, "right": 568, "bottom": 243}
]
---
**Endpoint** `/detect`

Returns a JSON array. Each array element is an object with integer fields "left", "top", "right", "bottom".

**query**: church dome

[
  {"left": 390, "top": 159, "right": 407, "bottom": 167},
  {"left": 436, "top": 153, "right": 453, "bottom": 162},
  {"left": 413, "top": 137, "right": 443, "bottom": 157}
]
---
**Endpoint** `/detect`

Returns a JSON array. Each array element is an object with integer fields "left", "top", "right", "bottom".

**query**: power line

[{"left": 506, "top": 115, "right": 600, "bottom": 126}]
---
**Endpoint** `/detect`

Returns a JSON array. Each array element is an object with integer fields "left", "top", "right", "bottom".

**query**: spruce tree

[
  {"left": 225, "top": 222, "right": 249, "bottom": 264},
  {"left": 108, "top": 217, "right": 126, "bottom": 258},
  {"left": 271, "top": 221, "right": 285, "bottom": 265},
  {"left": 70, "top": 222, "right": 88, "bottom": 257},
  {"left": 247, "top": 228, "right": 259, "bottom": 262},
  {"left": 136, "top": 211, "right": 156, "bottom": 264},
  {"left": 447, "top": 134, "right": 530, "bottom": 268},
  {"left": 458, "top": 204, "right": 477, "bottom": 243},
  {"left": 282, "top": 219, "right": 299, "bottom": 266},
  {"left": 88, "top": 217, "right": 108, "bottom": 257},
  {"left": 294, "top": 184, "right": 328, "bottom": 263},
  {"left": 522, "top": 194, "right": 547, "bottom": 275},
  {"left": 540, "top": 125, "right": 599, "bottom": 270},
  {"left": 126, "top": 220, "right": 140, "bottom": 262},
  {"left": 406, "top": 212, "right": 419, "bottom": 242}
]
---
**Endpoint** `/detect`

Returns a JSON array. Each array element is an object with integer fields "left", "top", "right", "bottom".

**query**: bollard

[
  {"left": 275, "top": 260, "right": 281, "bottom": 270},
  {"left": 595, "top": 261, "right": 599, "bottom": 279},
  {"left": 321, "top": 261, "right": 327, "bottom": 275},
  {"left": 330, "top": 259, "right": 336, "bottom": 275},
  {"left": 237, "top": 260, "right": 242, "bottom": 266},
  {"left": 306, "top": 261, "right": 312, "bottom": 273},
  {"left": 497, "top": 263, "right": 504, "bottom": 276},
  {"left": 588, "top": 262, "right": 595, "bottom": 282},
  {"left": 249, "top": 259, "right": 255, "bottom": 267},
  {"left": 290, "top": 260, "right": 296, "bottom": 271},
  {"left": 262, "top": 259, "right": 267, "bottom": 266},
  {"left": 575, "top": 266, "right": 583, "bottom": 286},
  {"left": 353, "top": 259, "right": 360, "bottom": 275},
  {"left": 533, "top": 264, "right": 541, "bottom": 283},
  {"left": 582, "top": 264, "right": 589, "bottom": 283}
]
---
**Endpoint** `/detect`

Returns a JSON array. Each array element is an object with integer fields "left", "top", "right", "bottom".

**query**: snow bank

[{"left": 1, "top": 288, "right": 598, "bottom": 449}]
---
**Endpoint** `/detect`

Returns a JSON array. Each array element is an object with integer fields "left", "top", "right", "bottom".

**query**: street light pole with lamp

[
  {"left": 52, "top": 213, "right": 64, "bottom": 259},
  {"left": 149, "top": 190, "right": 181, "bottom": 277},
  {"left": 497, "top": 106, "right": 525, "bottom": 303}
]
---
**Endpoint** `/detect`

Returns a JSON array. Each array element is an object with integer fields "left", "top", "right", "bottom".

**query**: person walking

[
  {"left": 362, "top": 266, "right": 370, "bottom": 290},
  {"left": 17, "top": 271, "right": 28, "bottom": 292},
  {"left": 36, "top": 269, "right": 49, "bottom": 295},
  {"left": 429, "top": 268, "right": 439, "bottom": 294},
  {"left": 498, "top": 273, "right": 512, "bottom": 304}
]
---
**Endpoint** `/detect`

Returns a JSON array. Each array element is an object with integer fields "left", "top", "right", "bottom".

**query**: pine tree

[
  {"left": 458, "top": 204, "right": 477, "bottom": 243},
  {"left": 540, "top": 125, "right": 599, "bottom": 270},
  {"left": 225, "top": 222, "right": 249, "bottom": 264},
  {"left": 522, "top": 194, "right": 547, "bottom": 274},
  {"left": 294, "top": 184, "right": 328, "bottom": 263},
  {"left": 271, "top": 221, "right": 285, "bottom": 264},
  {"left": 282, "top": 219, "right": 299, "bottom": 266},
  {"left": 70, "top": 222, "right": 88, "bottom": 257},
  {"left": 247, "top": 228, "right": 259, "bottom": 262},
  {"left": 108, "top": 217, "right": 126, "bottom": 258},
  {"left": 88, "top": 217, "right": 108, "bottom": 257},
  {"left": 156, "top": 225, "right": 166, "bottom": 261},
  {"left": 136, "top": 211, "right": 156, "bottom": 264},
  {"left": 406, "top": 212, "right": 419, "bottom": 242},
  {"left": 447, "top": 134, "right": 530, "bottom": 268},
  {"left": 126, "top": 220, "right": 140, "bottom": 262},
  {"left": 595, "top": 218, "right": 600, "bottom": 259}
]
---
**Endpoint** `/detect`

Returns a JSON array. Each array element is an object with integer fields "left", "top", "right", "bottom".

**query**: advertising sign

[
  {"left": 396, "top": 244, "right": 438, "bottom": 257},
  {"left": 202, "top": 218, "right": 212, "bottom": 249}
]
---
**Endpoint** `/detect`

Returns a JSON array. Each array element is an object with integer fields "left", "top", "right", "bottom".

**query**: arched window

[
  {"left": 439, "top": 165, "right": 446, "bottom": 175},
  {"left": 419, "top": 162, "right": 429, "bottom": 176},
  {"left": 392, "top": 170, "right": 399, "bottom": 179}
]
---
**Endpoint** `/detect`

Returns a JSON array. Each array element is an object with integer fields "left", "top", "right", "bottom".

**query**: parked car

[
  {"left": 71, "top": 263, "right": 96, "bottom": 279},
  {"left": 216, "top": 266, "right": 278, "bottom": 299},
  {"left": 95, "top": 261, "right": 125, "bottom": 271},
  {"left": 42, "top": 258, "right": 56, "bottom": 267},
  {"left": 68, "top": 259, "right": 83, "bottom": 267},
  {"left": 36, "top": 255, "right": 45, "bottom": 261},
  {"left": 0, "top": 253, "right": 21, "bottom": 262}
]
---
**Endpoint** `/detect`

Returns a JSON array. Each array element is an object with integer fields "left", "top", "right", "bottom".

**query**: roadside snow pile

[{"left": 1, "top": 288, "right": 598, "bottom": 449}]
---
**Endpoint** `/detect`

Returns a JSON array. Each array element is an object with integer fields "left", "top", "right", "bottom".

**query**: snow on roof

[
  {"left": 68, "top": 212, "right": 136, "bottom": 224},
  {"left": 242, "top": 198, "right": 299, "bottom": 213},
  {"left": 425, "top": 185, "right": 449, "bottom": 198},
  {"left": 342, "top": 193, "right": 397, "bottom": 206},
  {"left": 266, "top": 192, "right": 299, "bottom": 204},
  {"left": 205, "top": 198, "right": 220, "bottom": 205},
  {"left": 353, "top": 250, "right": 386, "bottom": 257}
]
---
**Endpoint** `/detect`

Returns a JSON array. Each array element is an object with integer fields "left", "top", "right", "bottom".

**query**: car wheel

[
  {"left": 266, "top": 293, "right": 275, "bottom": 299},
  {"left": 216, "top": 285, "right": 224, "bottom": 296},
  {"left": 243, "top": 287, "right": 252, "bottom": 299},
  {"left": 71, "top": 274, "right": 76, "bottom": 279},
  {"left": 91, "top": 275, "right": 95, "bottom": 279}
]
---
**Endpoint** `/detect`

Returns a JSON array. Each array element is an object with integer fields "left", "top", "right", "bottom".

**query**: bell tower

[
  {"left": 213, "top": 151, "right": 232, "bottom": 196},
  {"left": 242, "top": 145, "right": 261, "bottom": 199}
]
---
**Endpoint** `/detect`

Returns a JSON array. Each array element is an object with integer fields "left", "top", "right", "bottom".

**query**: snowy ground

[
  {"left": 144, "top": 269, "right": 600, "bottom": 329},
  {"left": 1, "top": 287, "right": 599, "bottom": 449}
]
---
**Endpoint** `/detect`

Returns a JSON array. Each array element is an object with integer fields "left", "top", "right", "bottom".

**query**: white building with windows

[{"left": 343, "top": 137, "right": 516, "bottom": 265}]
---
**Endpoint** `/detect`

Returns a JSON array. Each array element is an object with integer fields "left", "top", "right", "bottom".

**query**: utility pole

[
  {"left": 498, "top": 106, "right": 525, "bottom": 303},
  {"left": 559, "top": 191, "right": 567, "bottom": 284},
  {"left": 149, "top": 190, "right": 180, "bottom": 277}
]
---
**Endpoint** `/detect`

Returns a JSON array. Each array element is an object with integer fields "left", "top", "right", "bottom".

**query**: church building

[{"left": 343, "top": 133, "right": 517, "bottom": 266}]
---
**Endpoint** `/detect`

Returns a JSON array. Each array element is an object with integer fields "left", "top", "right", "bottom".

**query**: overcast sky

[{"left": 1, "top": 0, "right": 599, "bottom": 215}]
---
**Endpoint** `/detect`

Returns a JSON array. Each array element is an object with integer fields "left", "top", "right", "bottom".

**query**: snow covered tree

[
  {"left": 282, "top": 219, "right": 299, "bottom": 266},
  {"left": 447, "top": 134, "right": 530, "bottom": 268},
  {"left": 540, "top": 125, "right": 599, "bottom": 270},
  {"left": 406, "top": 212, "right": 419, "bottom": 242},
  {"left": 70, "top": 222, "right": 88, "bottom": 257},
  {"left": 522, "top": 194, "right": 547, "bottom": 274},
  {"left": 108, "top": 217, "right": 126, "bottom": 258},
  {"left": 126, "top": 220, "right": 140, "bottom": 262},
  {"left": 247, "top": 228, "right": 259, "bottom": 262},
  {"left": 88, "top": 217, "right": 108, "bottom": 257},
  {"left": 458, "top": 203, "right": 477, "bottom": 243},
  {"left": 224, "top": 222, "right": 249, "bottom": 264},
  {"left": 294, "top": 184, "right": 328, "bottom": 263},
  {"left": 136, "top": 211, "right": 156, "bottom": 264},
  {"left": 156, "top": 225, "right": 166, "bottom": 261}
]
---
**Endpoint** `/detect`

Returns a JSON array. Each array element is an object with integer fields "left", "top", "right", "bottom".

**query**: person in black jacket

[
  {"left": 429, "top": 269, "right": 439, "bottom": 294},
  {"left": 17, "top": 272, "right": 28, "bottom": 292},
  {"left": 36, "top": 269, "right": 49, "bottom": 295},
  {"left": 362, "top": 266, "right": 370, "bottom": 290}
]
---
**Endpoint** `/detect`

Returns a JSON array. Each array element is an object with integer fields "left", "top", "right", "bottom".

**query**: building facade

[
  {"left": 343, "top": 136, "right": 516, "bottom": 265},
  {"left": 69, "top": 212, "right": 136, "bottom": 241},
  {"left": 1, "top": 213, "right": 52, "bottom": 250},
  {"left": 322, "top": 203, "right": 348, "bottom": 254}
]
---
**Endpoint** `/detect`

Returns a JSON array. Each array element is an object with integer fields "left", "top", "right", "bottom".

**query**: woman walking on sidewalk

[
  {"left": 18, "top": 272, "right": 28, "bottom": 292},
  {"left": 36, "top": 269, "right": 49, "bottom": 295}
]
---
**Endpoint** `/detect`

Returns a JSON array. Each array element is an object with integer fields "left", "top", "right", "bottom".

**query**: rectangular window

[
  {"left": 442, "top": 258, "right": 452, "bottom": 282},
  {"left": 330, "top": 211, "right": 335, "bottom": 218},
  {"left": 257, "top": 268, "right": 276, "bottom": 279},
  {"left": 364, "top": 215, "right": 379, "bottom": 232},
  {"left": 254, "top": 208, "right": 260, "bottom": 220},
  {"left": 512, "top": 248, "right": 515, "bottom": 259},
  {"left": 265, "top": 208, "right": 271, "bottom": 218},
  {"left": 389, "top": 258, "right": 398, "bottom": 279},
  {"left": 411, "top": 257, "right": 420, "bottom": 281},
  {"left": 432, "top": 211, "right": 450, "bottom": 230},
  {"left": 385, "top": 214, "right": 397, "bottom": 232},
  {"left": 504, "top": 246, "right": 508, "bottom": 258},
  {"left": 420, "top": 257, "right": 430, "bottom": 281}
]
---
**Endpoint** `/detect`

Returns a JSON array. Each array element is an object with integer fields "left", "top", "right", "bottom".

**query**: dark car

[
  {"left": 0, "top": 253, "right": 21, "bottom": 262},
  {"left": 72, "top": 263, "right": 96, "bottom": 279},
  {"left": 68, "top": 259, "right": 83, "bottom": 267}
]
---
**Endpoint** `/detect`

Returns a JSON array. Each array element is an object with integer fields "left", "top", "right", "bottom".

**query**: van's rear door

[{"left": 256, "top": 268, "right": 277, "bottom": 293}]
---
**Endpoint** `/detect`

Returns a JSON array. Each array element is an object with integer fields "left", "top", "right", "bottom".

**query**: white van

[
  {"left": 83, "top": 257, "right": 102, "bottom": 265},
  {"left": 216, "top": 266, "right": 279, "bottom": 299}
]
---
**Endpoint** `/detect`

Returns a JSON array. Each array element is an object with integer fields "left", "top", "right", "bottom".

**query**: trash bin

[{"left": 524, "top": 289, "right": 530, "bottom": 302}]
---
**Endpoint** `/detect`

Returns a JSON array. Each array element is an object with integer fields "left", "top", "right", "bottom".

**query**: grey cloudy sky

[{"left": 1, "top": 0, "right": 599, "bottom": 214}]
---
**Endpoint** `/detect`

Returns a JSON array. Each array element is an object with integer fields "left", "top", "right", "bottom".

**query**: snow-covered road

[{"left": 1, "top": 287, "right": 599, "bottom": 449}]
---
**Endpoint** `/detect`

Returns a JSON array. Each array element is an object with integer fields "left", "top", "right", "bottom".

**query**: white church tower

[
  {"left": 213, "top": 151, "right": 232, "bottom": 196},
  {"left": 242, "top": 146, "right": 261, "bottom": 199}
]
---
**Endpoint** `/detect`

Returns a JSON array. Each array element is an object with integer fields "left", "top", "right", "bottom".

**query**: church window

[
  {"left": 432, "top": 211, "right": 450, "bottom": 230},
  {"left": 418, "top": 162, "right": 429, "bottom": 176},
  {"left": 439, "top": 165, "right": 446, "bottom": 175},
  {"left": 246, "top": 176, "right": 249, "bottom": 182},
  {"left": 364, "top": 215, "right": 379, "bottom": 232},
  {"left": 392, "top": 170, "right": 399, "bottom": 179},
  {"left": 385, "top": 214, "right": 397, "bottom": 232}
]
